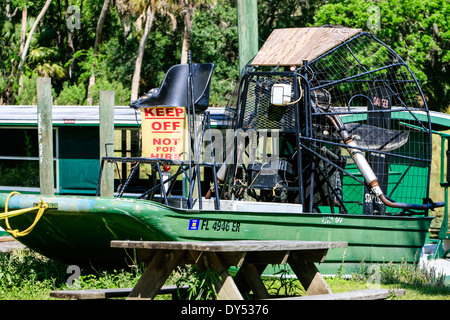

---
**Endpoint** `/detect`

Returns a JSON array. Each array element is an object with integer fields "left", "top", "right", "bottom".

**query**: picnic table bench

[
  {"left": 50, "top": 285, "right": 188, "bottom": 300},
  {"left": 111, "top": 240, "right": 346, "bottom": 300}
]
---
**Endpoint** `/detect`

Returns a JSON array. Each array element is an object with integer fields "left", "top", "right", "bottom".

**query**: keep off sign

[{"left": 141, "top": 106, "right": 186, "bottom": 160}]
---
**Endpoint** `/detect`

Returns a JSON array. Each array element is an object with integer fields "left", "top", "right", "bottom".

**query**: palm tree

[
  {"left": 87, "top": 0, "right": 112, "bottom": 105},
  {"left": 179, "top": 0, "right": 214, "bottom": 64},
  {"left": 115, "top": 0, "right": 133, "bottom": 38},
  {"left": 130, "top": 1, "right": 156, "bottom": 101},
  {"left": 17, "top": 0, "right": 53, "bottom": 96},
  {"left": 64, "top": 0, "right": 80, "bottom": 79},
  {"left": 130, "top": 0, "right": 214, "bottom": 100},
  {"left": 129, "top": 0, "right": 177, "bottom": 101},
  {"left": 29, "top": 47, "right": 65, "bottom": 80}
]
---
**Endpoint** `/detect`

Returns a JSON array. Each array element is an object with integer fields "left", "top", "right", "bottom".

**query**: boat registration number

[
  {"left": 189, "top": 219, "right": 241, "bottom": 233},
  {"left": 321, "top": 216, "right": 344, "bottom": 224}
]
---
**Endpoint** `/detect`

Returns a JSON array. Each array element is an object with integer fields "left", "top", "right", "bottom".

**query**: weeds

[
  {"left": 264, "top": 266, "right": 305, "bottom": 296},
  {"left": 0, "top": 250, "right": 66, "bottom": 289},
  {"left": 72, "top": 267, "right": 143, "bottom": 290},
  {"left": 0, "top": 249, "right": 67, "bottom": 299},
  {"left": 0, "top": 249, "right": 447, "bottom": 300},
  {"left": 173, "top": 265, "right": 222, "bottom": 300},
  {"left": 352, "top": 259, "right": 447, "bottom": 288}
]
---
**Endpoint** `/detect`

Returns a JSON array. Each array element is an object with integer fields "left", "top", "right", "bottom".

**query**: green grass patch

[{"left": 0, "top": 249, "right": 448, "bottom": 300}]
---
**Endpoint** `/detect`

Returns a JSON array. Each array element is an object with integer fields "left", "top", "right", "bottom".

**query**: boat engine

[{"left": 246, "top": 159, "right": 295, "bottom": 202}]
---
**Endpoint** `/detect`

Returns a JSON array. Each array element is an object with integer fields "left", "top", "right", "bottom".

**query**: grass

[
  {"left": 0, "top": 249, "right": 448, "bottom": 300},
  {"left": 261, "top": 261, "right": 449, "bottom": 300},
  {"left": 330, "top": 260, "right": 450, "bottom": 300}
]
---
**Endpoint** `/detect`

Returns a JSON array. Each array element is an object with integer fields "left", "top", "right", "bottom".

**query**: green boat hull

[{"left": 0, "top": 193, "right": 432, "bottom": 275}]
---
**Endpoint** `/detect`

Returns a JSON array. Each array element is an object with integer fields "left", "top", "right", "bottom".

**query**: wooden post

[
  {"left": 99, "top": 91, "right": 115, "bottom": 197},
  {"left": 37, "top": 77, "right": 54, "bottom": 196},
  {"left": 237, "top": 0, "right": 259, "bottom": 75}
]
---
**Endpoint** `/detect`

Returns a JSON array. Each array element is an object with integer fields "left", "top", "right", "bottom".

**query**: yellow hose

[{"left": 1, "top": 191, "right": 49, "bottom": 237}]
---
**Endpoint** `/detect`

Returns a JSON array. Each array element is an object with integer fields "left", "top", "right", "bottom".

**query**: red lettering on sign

[
  {"left": 142, "top": 106, "right": 185, "bottom": 159},
  {"left": 151, "top": 121, "right": 182, "bottom": 132},
  {"left": 153, "top": 138, "right": 180, "bottom": 145},
  {"left": 149, "top": 153, "right": 177, "bottom": 159},
  {"left": 144, "top": 107, "right": 184, "bottom": 119},
  {"left": 152, "top": 122, "right": 162, "bottom": 130},
  {"left": 145, "top": 108, "right": 155, "bottom": 117}
]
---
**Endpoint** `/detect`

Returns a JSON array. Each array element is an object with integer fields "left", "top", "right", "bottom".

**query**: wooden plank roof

[{"left": 251, "top": 27, "right": 362, "bottom": 66}]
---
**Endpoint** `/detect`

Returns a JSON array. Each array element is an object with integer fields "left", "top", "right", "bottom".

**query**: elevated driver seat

[{"left": 130, "top": 63, "right": 214, "bottom": 112}]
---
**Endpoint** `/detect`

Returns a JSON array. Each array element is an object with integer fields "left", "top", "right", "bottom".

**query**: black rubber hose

[{"left": 379, "top": 194, "right": 444, "bottom": 211}]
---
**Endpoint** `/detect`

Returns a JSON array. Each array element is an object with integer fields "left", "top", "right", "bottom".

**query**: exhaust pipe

[{"left": 329, "top": 111, "right": 444, "bottom": 211}]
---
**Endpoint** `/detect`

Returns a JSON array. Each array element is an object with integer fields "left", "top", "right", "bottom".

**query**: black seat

[{"left": 131, "top": 63, "right": 214, "bottom": 111}]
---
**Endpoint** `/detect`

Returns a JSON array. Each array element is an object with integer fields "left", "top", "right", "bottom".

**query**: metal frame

[
  {"left": 226, "top": 31, "right": 441, "bottom": 216},
  {"left": 96, "top": 108, "right": 221, "bottom": 210},
  {"left": 96, "top": 155, "right": 220, "bottom": 209}
]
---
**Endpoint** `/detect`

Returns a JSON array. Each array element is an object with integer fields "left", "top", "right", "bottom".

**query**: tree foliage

[
  {"left": 313, "top": 0, "right": 450, "bottom": 111},
  {"left": 0, "top": 0, "right": 448, "bottom": 110}
]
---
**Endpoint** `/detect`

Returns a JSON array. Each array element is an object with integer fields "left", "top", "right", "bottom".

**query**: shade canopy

[{"left": 251, "top": 27, "right": 362, "bottom": 66}]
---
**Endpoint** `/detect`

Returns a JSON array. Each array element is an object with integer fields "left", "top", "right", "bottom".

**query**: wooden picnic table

[{"left": 110, "top": 240, "right": 348, "bottom": 300}]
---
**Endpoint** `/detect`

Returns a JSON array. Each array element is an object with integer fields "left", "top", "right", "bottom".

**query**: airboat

[{"left": 0, "top": 27, "right": 444, "bottom": 275}]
